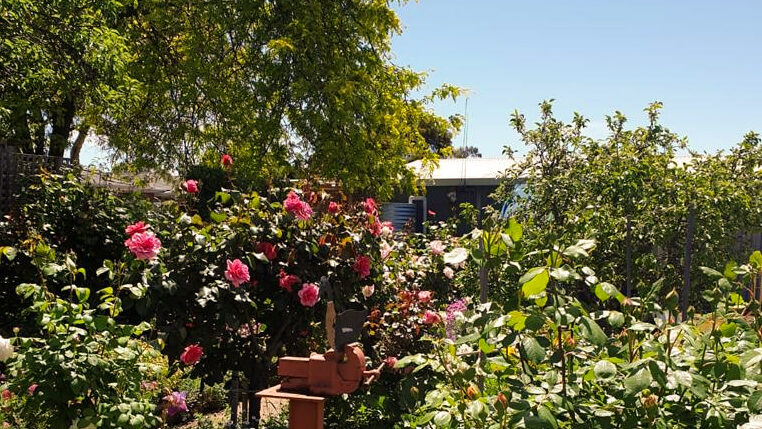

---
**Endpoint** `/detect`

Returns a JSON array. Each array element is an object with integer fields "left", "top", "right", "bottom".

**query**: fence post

[{"left": 681, "top": 208, "right": 696, "bottom": 318}]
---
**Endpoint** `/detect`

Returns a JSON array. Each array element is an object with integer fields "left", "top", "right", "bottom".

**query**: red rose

[
  {"left": 364, "top": 198, "right": 378, "bottom": 214},
  {"left": 353, "top": 255, "right": 371, "bottom": 279},
  {"left": 256, "top": 242, "right": 277, "bottom": 261},
  {"left": 27, "top": 384, "right": 38, "bottom": 395},
  {"left": 221, "top": 154, "right": 233, "bottom": 167},
  {"left": 180, "top": 344, "right": 203, "bottom": 365},
  {"left": 328, "top": 201, "right": 340, "bottom": 214},
  {"left": 278, "top": 270, "right": 301, "bottom": 292}
]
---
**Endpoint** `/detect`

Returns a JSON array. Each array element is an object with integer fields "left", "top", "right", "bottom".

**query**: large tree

[{"left": 1, "top": 0, "right": 456, "bottom": 198}]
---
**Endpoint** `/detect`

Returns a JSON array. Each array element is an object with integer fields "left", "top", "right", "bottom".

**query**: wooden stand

[{"left": 256, "top": 384, "right": 325, "bottom": 429}]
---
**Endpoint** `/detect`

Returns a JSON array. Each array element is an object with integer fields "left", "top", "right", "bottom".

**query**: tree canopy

[{"left": 0, "top": 0, "right": 458, "bottom": 198}]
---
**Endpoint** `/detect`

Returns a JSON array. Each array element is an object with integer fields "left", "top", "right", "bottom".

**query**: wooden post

[
  {"left": 256, "top": 385, "right": 325, "bottom": 429},
  {"left": 230, "top": 375, "right": 239, "bottom": 426},
  {"left": 681, "top": 208, "right": 696, "bottom": 318}
]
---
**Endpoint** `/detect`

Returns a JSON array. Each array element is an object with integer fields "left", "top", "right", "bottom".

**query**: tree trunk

[
  {"left": 49, "top": 97, "right": 76, "bottom": 158},
  {"left": 70, "top": 125, "right": 89, "bottom": 165}
]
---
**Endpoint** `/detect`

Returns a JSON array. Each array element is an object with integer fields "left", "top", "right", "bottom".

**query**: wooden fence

[{"left": 0, "top": 145, "right": 71, "bottom": 215}]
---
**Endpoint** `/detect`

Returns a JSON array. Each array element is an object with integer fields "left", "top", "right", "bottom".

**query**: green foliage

[
  {"left": 497, "top": 101, "right": 762, "bottom": 306},
  {"left": 400, "top": 246, "right": 762, "bottom": 428},
  {"left": 0, "top": 249, "right": 164, "bottom": 428}
]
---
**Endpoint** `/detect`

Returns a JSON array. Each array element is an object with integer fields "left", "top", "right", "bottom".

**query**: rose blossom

[
  {"left": 417, "top": 290, "right": 433, "bottom": 303},
  {"left": 298, "top": 283, "right": 320, "bottom": 307},
  {"left": 362, "top": 285, "right": 375, "bottom": 298},
  {"left": 183, "top": 179, "right": 199, "bottom": 194},
  {"left": 164, "top": 391, "right": 188, "bottom": 417},
  {"left": 284, "top": 191, "right": 313, "bottom": 220},
  {"left": 224, "top": 259, "right": 250, "bottom": 287},
  {"left": 364, "top": 198, "right": 378, "bottom": 214},
  {"left": 27, "top": 384, "right": 38, "bottom": 395},
  {"left": 422, "top": 310, "right": 441, "bottom": 325},
  {"left": 124, "top": 232, "right": 162, "bottom": 260},
  {"left": 221, "top": 154, "right": 233, "bottom": 167},
  {"left": 256, "top": 242, "right": 277, "bottom": 261},
  {"left": 443, "top": 266, "right": 455, "bottom": 279},
  {"left": 278, "top": 270, "right": 301, "bottom": 292},
  {"left": 1, "top": 389, "right": 11, "bottom": 401},
  {"left": 353, "top": 255, "right": 371, "bottom": 279},
  {"left": 0, "top": 336, "right": 12, "bottom": 362},
  {"left": 180, "top": 344, "right": 203, "bottom": 365},
  {"left": 429, "top": 240, "right": 445, "bottom": 255},
  {"left": 367, "top": 221, "right": 381, "bottom": 237},
  {"left": 328, "top": 201, "right": 340, "bottom": 214},
  {"left": 380, "top": 241, "right": 392, "bottom": 260},
  {"left": 380, "top": 221, "right": 394, "bottom": 238},
  {"left": 124, "top": 221, "right": 149, "bottom": 236}
]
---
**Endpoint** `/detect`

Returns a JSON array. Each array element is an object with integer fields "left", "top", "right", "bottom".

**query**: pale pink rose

[
  {"left": 430, "top": 240, "right": 445, "bottom": 255},
  {"left": 405, "top": 269, "right": 415, "bottom": 278},
  {"left": 362, "top": 285, "right": 375, "bottom": 298},
  {"left": 125, "top": 221, "right": 149, "bottom": 236},
  {"left": 224, "top": 259, "right": 250, "bottom": 287},
  {"left": 380, "top": 221, "right": 394, "bottom": 238},
  {"left": 183, "top": 179, "right": 199, "bottom": 193},
  {"left": 422, "top": 310, "right": 441, "bottom": 325},
  {"left": 353, "top": 255, "right": 372, "bottom": 279},
  {"left": 298, "top": 283, "right": 320, "bottom": 307},
  {"left": 380, "top": 241, "right": 392, "bottom": 260},
  {"left": 417, "top": 290, "right": 433, "bottom": 303},
  {"left": 443, "top": 266, "right": 455, "bottom": 279},
  {"left": 124, "top": 232, "right": 162, "bottom": 260}
]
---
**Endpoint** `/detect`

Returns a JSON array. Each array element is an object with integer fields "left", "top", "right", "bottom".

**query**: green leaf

[
  {"left": 478, "top": 338, "right": 496, "bottom": 354},
  {"left": 624, "top": 368, "right": 652, "bottom": 396},
  {"left": 467, "top": 400, "right": 487, "bottom": 420},
  {"left": 748, "top": 391, "right": 762, "bottom": 413},
  {"left": 210, "top": 212, "right": 227, "bottom": 223},
  {"left": 537, "top": 405, "right": 559, "bottom": 429},
  {"left": 433, "top": 411, "right": 452, "bottom": 427},
  {"left": 750, "top": 251, "right": 762, "bottom": 270},
  {"left": 594, "top": 360, "right": 617, "bottom": 379},
  {"left": 579, "top": 316, "right": 607, "bottom": 346},
  {"left": 607, "top": 311, "right": 625, "bottom": 328},
  {"left": 1, "top": 246, "right": 17, "bottom": 261},
  {"left": 699, "top": 266, "right": 724, "bottom": 279},
  {"left": 508, "top": 218, "right": 523, "bottom": 242},
  {"left": 522, "top": 336, "right": 545, "bottom": 363},
  {"left": 521, "top": 269, "right": 549, "bottom": 298},
  {"left": 724, "top": 261, "right": 738, "bottom": 280}
]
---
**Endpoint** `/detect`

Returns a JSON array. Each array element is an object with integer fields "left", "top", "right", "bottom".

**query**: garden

[{"left": 2, "top": 1, "right": 762, "bottom": 428}]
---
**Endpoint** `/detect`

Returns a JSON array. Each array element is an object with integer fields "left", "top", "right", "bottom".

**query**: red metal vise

[{"left": 278, "top": 344, "right": 379, "bottom": 396}]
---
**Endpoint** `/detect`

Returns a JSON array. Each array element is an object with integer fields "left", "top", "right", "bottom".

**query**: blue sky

[{"left": 391, "top": 0, "right": 762, "bottom": 157}]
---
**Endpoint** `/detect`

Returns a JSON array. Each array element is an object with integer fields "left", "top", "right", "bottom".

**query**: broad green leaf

[
  {"left": 750, "top": 251, "right": 762, "bottom": 269},
  {"left": 579, "top": 316, "right": 607, "bottom": 346},
  {"left": 521, "top": 269, "right": 549, "bottom": 298},
  {"left": 624, "top": 368, "right": 652, "bottom": 396},
  {"left": 522, "top": 336, "right": 545, "bottom": 363},
  {"left": 594, "top": 360, "right": 617, "bottom": 379},
  {"left": 433, "top": 411, "right": 451, "bottom": 427},
  {"left": 508, "top": 218, "right": 523, "bottom": 242}
]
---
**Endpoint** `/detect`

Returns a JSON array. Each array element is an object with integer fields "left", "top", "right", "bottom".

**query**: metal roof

[{"left": 407, "top": 158, "right": 518, "bottom": 186}]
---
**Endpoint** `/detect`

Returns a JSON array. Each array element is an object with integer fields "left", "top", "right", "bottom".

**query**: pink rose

[
  {"left": 422, "top": 310, "right": 441, "bottom": 325},
  {"left": 364, "top": 198, "right": 378, "bottom": 214},
  {"left": 353, "top": 255, "right": 371, "bottom": 279},
  {"left": 298, "top": 283, "right": 320, "bottom": 307},
  {"left": 362, "top": 285, "right": 375, "bottom": 298},
  {"left": 284, "top": 191, "right": 313, "bottom": 220},
  {"left": 124, "top": 232, "right": 162, "bottom": 260},
  {"left": 417, "top": 290, "right": 433, "bottom": 303},
  {"left": 443, "top": 266, "right": 455, "bottom": 279},
  {"left": 430, "top": 240, "right": 445, "bottom": 255},
  {"left": 256, "top": 242, "right": 277, "bottom": 261},
  {"left": 180, "top": 344, "right": 203, "bottom": 365},
  {"left": 225, "top": 259, "right": 250, "bottom": 287},
  {"left": 221, "top": 154, "right": 233, "bottom": 167},
  {"left": 125, "top": 221, "right": 149, "bottom": 236},
  {"left": 328, "top": 201, "right": 340, "bottom": 214},
  {"left": 367, "top": 221, "right": 381, "bottom": 237},
  {"left": 27, "top": 384, "right": 37, "bottom": 395},
  {"left": 183, "top": 179, "right": 199, "bottom": 193},
  {"left": 278, "top": 270, "right": 301, "bottom": 292},
  {"left": 1, "top": 389, "right": 11, "bottom": 401}
]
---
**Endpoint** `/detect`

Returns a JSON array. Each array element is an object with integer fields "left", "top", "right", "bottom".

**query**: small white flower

[
  {"left": 0, "top": 336, "right": 13, "bottom": 362},
  {"left": 179, "top": 213, "right": 193, "bottom": 225}
]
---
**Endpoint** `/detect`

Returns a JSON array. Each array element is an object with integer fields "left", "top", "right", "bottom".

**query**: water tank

[{"left": 380, "top": 203, "right": 418, "bottom": 232}]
